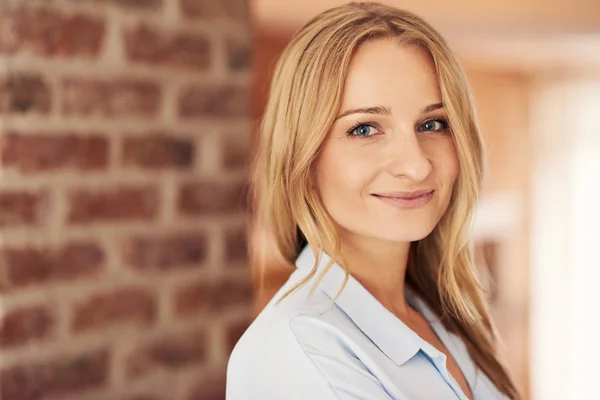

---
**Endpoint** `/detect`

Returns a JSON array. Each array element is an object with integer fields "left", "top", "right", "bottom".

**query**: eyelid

[{"left": 418, "top": 114, "right": 448, "bottom": 124}]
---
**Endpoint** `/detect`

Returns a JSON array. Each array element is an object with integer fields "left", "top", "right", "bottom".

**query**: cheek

[
  {"left": 314, "top": 144, "right": 374, "bottom": 198},
  {"left": 425, "top": 138, "right": 460, "bottom": 183}
]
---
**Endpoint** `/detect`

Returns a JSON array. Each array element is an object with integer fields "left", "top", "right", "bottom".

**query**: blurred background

[{"left": 0, "top": 0, "right": 598, "bottom": 399}]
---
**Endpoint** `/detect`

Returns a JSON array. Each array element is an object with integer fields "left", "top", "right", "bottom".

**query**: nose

[{"left": 385, "top": 131, "right": 432, "bottom": 182}]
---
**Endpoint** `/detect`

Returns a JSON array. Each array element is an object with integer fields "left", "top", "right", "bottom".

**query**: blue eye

[
  {"left": 347, "top": 123, "right": 378, "bottom": 137},
  {"left": 418, "top": 119, "right": 449, "bottom": 132}
]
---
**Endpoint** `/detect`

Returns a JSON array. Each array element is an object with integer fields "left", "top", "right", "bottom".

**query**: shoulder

[
  {"left": 229, "top": 294, "right": 357, "bottom": 367},
  {"left": 231, "top": 268, "right": 364, "bottom": 356},
  {"left": 226, "top": 272, "right": 366, "bottom": 399}
]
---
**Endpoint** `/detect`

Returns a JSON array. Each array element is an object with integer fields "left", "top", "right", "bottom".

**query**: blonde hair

[{"left": 250, "top": 2, "right": 520, "bottom": 398}]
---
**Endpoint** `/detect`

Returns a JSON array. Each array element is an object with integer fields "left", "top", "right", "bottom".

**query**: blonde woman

[{"left": 227, "top": 2, "right": 520, "bottom": 399}]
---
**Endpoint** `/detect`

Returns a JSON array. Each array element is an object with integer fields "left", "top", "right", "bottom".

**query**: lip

[
  {"left": 372, "top": 189, "right": 434, "bottom": 209},
  {"left": 374, "top": 189, "right": 434, "bottom": 199}
]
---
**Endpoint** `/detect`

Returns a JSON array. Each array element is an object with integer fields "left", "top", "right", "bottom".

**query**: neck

[{"left": 323, "top": 231, "right": 413, "bottom": 317}]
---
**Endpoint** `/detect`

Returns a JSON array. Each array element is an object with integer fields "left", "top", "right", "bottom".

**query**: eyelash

[{"left": 345, "top": 118, "right": 450, "bottom": 138}]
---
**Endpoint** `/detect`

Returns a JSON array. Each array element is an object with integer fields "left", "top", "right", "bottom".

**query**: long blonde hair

[{"left": 250, "top": 2, "right": 520, "bottom": 398}]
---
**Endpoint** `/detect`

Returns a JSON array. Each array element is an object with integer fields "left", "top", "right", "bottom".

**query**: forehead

[{"left": 340, "top": 39, "right": 441, "bottom": 113}]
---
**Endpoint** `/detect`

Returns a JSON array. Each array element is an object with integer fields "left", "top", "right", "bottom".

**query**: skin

[{"left": 313, "top": 38, "right": 472, "bottom": 399}]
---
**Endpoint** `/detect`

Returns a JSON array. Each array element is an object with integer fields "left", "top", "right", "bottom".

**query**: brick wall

[{"left": 0, "top": 1, "right": 252, "bottom": 399}]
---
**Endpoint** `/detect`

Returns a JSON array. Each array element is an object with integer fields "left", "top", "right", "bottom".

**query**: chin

[
  {"left": 379, "top": 223, "right": 438, "bottom": 243},
  {"left": 336, "top": 216, "right": 441, "bottom": 245},
  {"left": 384, "top": 231, "right": 434, "bottom": 243}
]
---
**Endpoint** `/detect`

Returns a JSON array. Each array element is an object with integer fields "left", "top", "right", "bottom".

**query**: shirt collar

[{"left": 295, "top": 244, "right": 427, "bottom": 366}]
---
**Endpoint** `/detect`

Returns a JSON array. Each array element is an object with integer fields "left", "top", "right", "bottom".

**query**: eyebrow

[{"left": 335, "top": 102, "right": 444, "bottom": 120}]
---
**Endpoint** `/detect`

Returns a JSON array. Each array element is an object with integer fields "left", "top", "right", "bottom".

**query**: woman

[{"left": 227, "top": 2, "right": 520, "bottom": 399}]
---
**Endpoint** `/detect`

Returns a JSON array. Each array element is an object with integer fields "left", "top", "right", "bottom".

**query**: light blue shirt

[{"left": 226, "top": 245, "right": 509, "bottom": 399}]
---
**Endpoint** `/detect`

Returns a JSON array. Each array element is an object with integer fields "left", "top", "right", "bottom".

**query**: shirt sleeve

[{"left": 226, "top": 313, "right": 394, "bottom": 400}]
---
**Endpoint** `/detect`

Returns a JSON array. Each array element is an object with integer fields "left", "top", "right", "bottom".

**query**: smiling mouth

[{"left": 372, "top": 190, "right": 435, "bottom": 209}]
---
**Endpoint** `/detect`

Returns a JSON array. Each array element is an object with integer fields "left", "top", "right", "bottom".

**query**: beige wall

[
  {"left": 253, "top": 0, "right": 600, "bottom": 33},
  {"left": 467, "top": 70, "right": 532, "bottom": 194}
]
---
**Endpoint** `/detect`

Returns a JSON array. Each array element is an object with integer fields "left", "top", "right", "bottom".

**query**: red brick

[
  {"left": 226, "top": 36, "right": 250, "bottom": 72},
  {"left": 0, "top": 305, "right": 54, "bottom": 348},
  {"left": 1, "top": 242, "right": 104, "bottom": 291},
  {"left": 0, "top": 73, "right": 51, "bottom": 114},
  {"left": 74, "top": 0, "right": 163, "bottom": 9},
  {"left": 67, "top": 186, "right": 159, "bottom": 224},
  {"left": 62, "top": 78, "right": 160, "bottom": 118},
  {"left": 222, "top": 135, "right": 250, "bottom": 170},
  {"left": 0, "top": 189, "right": 47, "bottom": 228},
  {"left": 224, "top": 317, "right": 251, "bottom": 354},
  {"left": 1, "top": 132, "right": 108, "bottom": 173},
  {"left": 122, "top": 134, "right": 194, "bottom": 169},
  {"left": 124, "top": 25, "right": 211, "bottom": 71},
  {"left": 121, "top": 232, "right": 208, "bottom": 271},
  {"left": 0, "top": 349, "right": 109, "bottom": 400},
  {"left": 178, "top": 179, "right": 248, "bottom": 216},
  {"left": 125, "top": 396, "right": 163, "bottom": 400},
  {"left": 224, "top": 226, "right": 247, "bottom": 264},
  {"left": 178, "top": 83, "right": 249, "bottom": 119},
  {"left": 180, "top": 0, "right": 248, "bottom": 20},
  {"left": 126, "top": 328, "right": 208, "bottom": 377},
  {"left": 174, "top": 276, "right": 253, "bottom": 316},
  {"left": 71, "top": 287, "right": 157, "bottom": 333},
  {"left": 186, "top": 370, "right": 226, "bottom": 400},
  {"left": 0, "top": 8, "right": 105, "bottom": 58},
  {"left": 0, "top": 12, "right": 16, "bottom": 52}
]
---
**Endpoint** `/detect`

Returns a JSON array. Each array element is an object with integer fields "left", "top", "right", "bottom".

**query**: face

[{"left": 313, "top": 38, "right": 459, "bottom": 246}]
